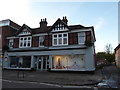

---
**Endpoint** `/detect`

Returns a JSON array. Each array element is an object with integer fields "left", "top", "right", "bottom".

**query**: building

[
  {"left": 115, "top": 44, "right": 120, "bottom": 68},
  {"left": 3, "top": 17, "right": 96, "bottom": 71},
  {"left": 0, "top": 19, "right": 21, "bottom": 67}
]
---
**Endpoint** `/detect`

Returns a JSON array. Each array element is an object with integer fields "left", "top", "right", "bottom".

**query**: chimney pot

[
  {"left": 62, "top": 16, "right": 68, "bottom": 24},
  {"left": 40, "top": 18, "right": 47, "bottom": 28}
]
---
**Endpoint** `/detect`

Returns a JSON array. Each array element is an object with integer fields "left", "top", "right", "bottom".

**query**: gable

[
  {"left": 19, "top": 28, "right": 31, "bottom": 36},
  {"left": 15, "top": 24, "right": 32, "bottom": 36},
  {"left": 50, "top": 19, "right": 69, "bottom": 32}
]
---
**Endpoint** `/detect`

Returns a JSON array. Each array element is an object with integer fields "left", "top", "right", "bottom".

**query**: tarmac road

[
  {"left": 2, "top": 79, "right": 61, "bottom": 88},
  {"left": 2, "top": 79, "right": 97, "bottom": 89}
]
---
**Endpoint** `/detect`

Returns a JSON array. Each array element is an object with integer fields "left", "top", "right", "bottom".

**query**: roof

[
  {"left": 32, "top": 26, "right": 51, "bottom": 34},
  {"left": 5, "top": 18, "right": 96, "bottom": 41},
  {"left": 115, "top": 44, "right": 120, "bottom": 53},
  {"left": 0, "top": 19, "right": 21, "bottom": 29}
]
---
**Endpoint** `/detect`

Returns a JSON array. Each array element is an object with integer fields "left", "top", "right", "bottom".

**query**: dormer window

[
  {"left": 53, "top": 33, "right": 68, "bottom": 46},
  {"left": 19, "top": 36, "right": 31, "bottom": 48}
]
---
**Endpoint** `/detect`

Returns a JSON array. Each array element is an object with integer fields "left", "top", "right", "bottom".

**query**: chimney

[
  {"left": 39, "top": 18, "right": 47, "bottom": 29},
  {"left": 62, "top": 16, "right": 68, "bottom": 24}
]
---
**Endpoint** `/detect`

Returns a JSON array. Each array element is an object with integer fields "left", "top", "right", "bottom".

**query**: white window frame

[
  {"left": 9, "top": 39, "right": 14, "bottom": 48},
  {"left": 78, "top": 32, "right": 85, "bottom": 44},
  {"left": 19, "top": 36, "right": 32, "bottom": 48},
  {"left": 52, "top": 33, "right": 68, "bottom": 46},
  {"left": 39, "top": 35, "right": 45, "bottom": 47}
]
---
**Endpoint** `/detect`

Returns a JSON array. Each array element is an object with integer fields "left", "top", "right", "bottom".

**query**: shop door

[{"left": 37, "top": 56, "right": 48, "bottom": 70}]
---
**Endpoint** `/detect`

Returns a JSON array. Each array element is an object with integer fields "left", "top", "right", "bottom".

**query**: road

[
  {"left": 2, "top": 79, "right": 61, "bottom": 88},
  {"left": 2, "top": 79, "right": 97, "bottom": 89}
]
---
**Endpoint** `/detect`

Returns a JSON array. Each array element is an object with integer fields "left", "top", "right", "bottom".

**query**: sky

[{"left": 0, "top": 0, "right": 118, "bottom": 53}]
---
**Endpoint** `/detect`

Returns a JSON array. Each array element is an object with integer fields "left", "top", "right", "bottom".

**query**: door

[{"left": 37, "top": 56, "right": 48, "bottom": 70}]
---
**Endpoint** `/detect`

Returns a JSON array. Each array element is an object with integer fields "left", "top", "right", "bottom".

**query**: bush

[{"left": 85, "top": 40, "right": 92, "bottom": 47}]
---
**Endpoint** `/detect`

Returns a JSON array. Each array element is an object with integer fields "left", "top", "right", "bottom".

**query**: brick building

[
  {"left": 0, "top": 19, "right": 21, "bottom": 67},
  {"left": 3, "top": 17, "right": 96, "bottom": 71}
]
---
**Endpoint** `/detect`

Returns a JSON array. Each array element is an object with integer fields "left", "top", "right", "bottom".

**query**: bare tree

[{"left": 105, "top": 43, "right": 113, "bottom": 54}]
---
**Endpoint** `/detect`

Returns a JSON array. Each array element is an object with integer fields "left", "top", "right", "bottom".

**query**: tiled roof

[{"left": 32, "top": 26, "right": 51, "bottom": 34}]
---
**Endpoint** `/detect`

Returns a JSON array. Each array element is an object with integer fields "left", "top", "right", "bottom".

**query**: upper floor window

[
  {"left": 39, "top": 36, "right": 45, "bottom": 47},
  {"left": 53, "top": 33, "right": 68, "bottom": 46},
  {"left": 19, "top": 36, "right": 31, "bottom": 48},
  {"left": 9, "top": 39, "right": 13, "bottom": 48},
  {"left": 78, "top": 32, "right": 85, "bottom": 44}
]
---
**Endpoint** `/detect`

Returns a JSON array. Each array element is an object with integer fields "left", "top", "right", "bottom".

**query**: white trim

[
  {"left": 70, "top": 28, "right": 92, "bottom": 33},
  {"left": 51, "top": 28, "right": 69, "bottom": 32},
  {"left": 7, "top": 37, "right": 18, "bottom": 39},
  {"left": 33, "top": 33, "right": 48, "bottom": 36}
]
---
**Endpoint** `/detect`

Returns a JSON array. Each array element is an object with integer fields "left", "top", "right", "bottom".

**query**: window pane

[
  {"left": 27, "top": 42, "right": 30, "bottom": 46},
  {"left": 63, "top": 38, "right": 67, "bottom": 44},
  {"left": 78, "top": 32, "right": 85, "bottom": 44},
  {"left": 28, "top": 37, "right": 31, "bottom": 40},
  {"left": 79, "top": 37, "right": 85, "bottom": 44},
  {"left": 79, "top": 32, "right": 85, "bottom": 37},
  {"left": 63, "top": 34, "right": 67, "bottom": 37},
  {"left": 24, "top": 38, "right": 27, "bottom": 40},
  {"left": 39, "top": 36, "right": 44, "bottom": 46},
  {"left": 58, "top": 38, "right": 62, "bottom": 44},
  {"left": 20, "top": 42, "right": 22, "bottom": 47},
  {"left": 54, "top": 39, "right": 57, "bottom": 45},
  {"left": 24, "top": 42, "right": 26, "bottom": 47},
  {"left": 58, "top": 34, "right": 62, "bottom": 37},
  {"left": 54, "top": 35, "right": 57, "bottom": 38}
]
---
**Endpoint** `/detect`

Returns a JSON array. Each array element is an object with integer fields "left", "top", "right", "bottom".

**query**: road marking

[
  {"left": 2, "top": 79, "right": 12, "bottom": 83},
  {"left": 62, "top": 85, "right": 92, "bottom": 88},
  {"left": 40, "top": 82, "right": 62, "bottom": 87}
]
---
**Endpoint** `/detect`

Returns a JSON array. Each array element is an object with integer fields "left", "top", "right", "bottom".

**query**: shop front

[
  {"left": 9, "top": 56, "right": 31, "bottom": 69},
  {"left": 51, "top": 54, "right": 85, "bottom": 71}
]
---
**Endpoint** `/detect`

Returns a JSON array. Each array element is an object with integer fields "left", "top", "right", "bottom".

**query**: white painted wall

[{"left": 85, "top": 46, "right": 95, "bottom": 71}]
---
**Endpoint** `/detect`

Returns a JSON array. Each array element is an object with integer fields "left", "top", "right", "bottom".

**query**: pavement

[{"left": 1, "top": 64, "right": 120, "bottom": 88}]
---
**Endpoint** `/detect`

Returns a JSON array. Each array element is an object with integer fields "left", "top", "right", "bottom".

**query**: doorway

[{"left": 37, "top": 56, "right": 49, "bottom": 70}]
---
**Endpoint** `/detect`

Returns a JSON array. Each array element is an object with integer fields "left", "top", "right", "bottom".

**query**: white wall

[{"left": 85, "top": 46, "right": 95, "bottom": 71}]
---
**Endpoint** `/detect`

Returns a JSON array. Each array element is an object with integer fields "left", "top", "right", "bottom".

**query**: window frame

[
  {"left": 9, "top": 39, "right": 14, "bottom": 48},
  {"left": 78, "top": 32, "right": 85, "bottom": 44},
  {"left": 52, "top": 33, "right": 68, "bottom": 46},
  {"left": 19, "top": 36, "right": 32, "bottom": 48},
  {"left": 39, "top": 35, "right": 45, "bottom": 47}
]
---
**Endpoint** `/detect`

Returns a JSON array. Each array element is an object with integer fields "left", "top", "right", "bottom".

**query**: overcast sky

[{"left": 0, "top": 0, "right": 118, "bottom": 52}]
